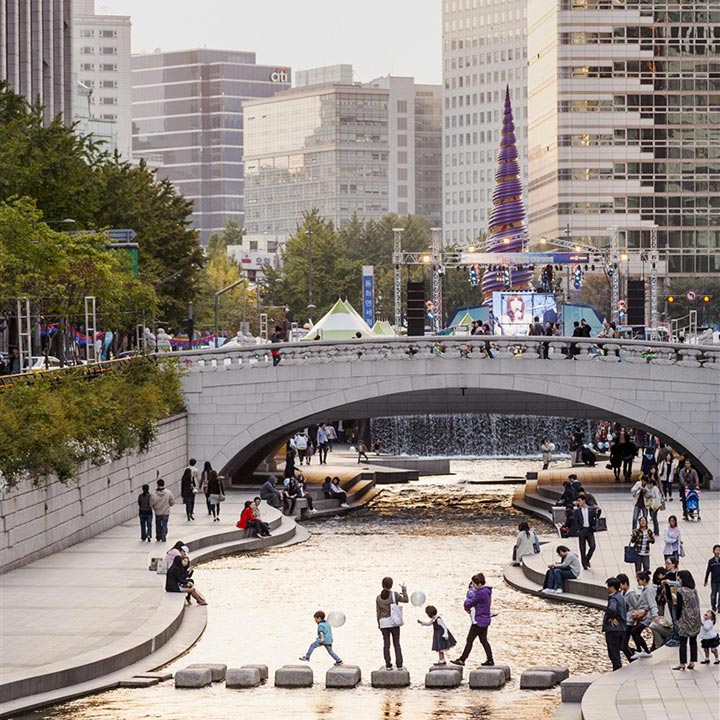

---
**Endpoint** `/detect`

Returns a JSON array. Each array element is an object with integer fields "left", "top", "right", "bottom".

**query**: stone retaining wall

[{"left": 0, "top": 414, "right": 188, "bottom": 574}]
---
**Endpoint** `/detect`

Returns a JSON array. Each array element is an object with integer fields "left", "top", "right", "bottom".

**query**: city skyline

[{"left": 106, "top": 0, "right": 443, "bottom": 84}]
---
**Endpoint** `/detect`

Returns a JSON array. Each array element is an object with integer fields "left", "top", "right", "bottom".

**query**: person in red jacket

[{"left": 237, "top": 500, "right": 270, "bottom": 537}]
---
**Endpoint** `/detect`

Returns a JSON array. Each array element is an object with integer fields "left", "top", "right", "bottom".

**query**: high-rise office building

[
  {"left": 131, "top": 49, "right": 291, "bottom": 244},
  {"left": 73, "top": 0, "right": 132, "bottom": 158},
  {"left": 244, "top": 72, "right": 442, "bottom": 237},
  {"left": 528, "top": 0, "right": 720, "bottom": 276},
  {"left": 243, "top": 83, "right": 390, "bottom": 236},
  {"left": 442, "top": 0, "right": 529, "bottom": 245},
  {"left": 295, "top": 64, "right": 353, "bottom": 88},
  {"left": 1, "top": 0, "right": 73, "bottom": 123}
]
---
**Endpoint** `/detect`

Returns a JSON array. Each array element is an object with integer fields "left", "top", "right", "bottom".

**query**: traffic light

[
  {"left": 665, "top": 295, "right": 676, "bottom": 304},
  {"left": 701, "top": 294, "right": 713, "bottom": 304},
  {"left": 573, "top": 264, "right": 583, "bottom": 290},
  {"left": 468, "top": 265, "right": 479, "bottom": 288}
]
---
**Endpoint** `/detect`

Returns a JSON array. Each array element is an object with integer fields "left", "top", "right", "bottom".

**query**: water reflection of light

[{"left": 29, "top": 461, "right": 606, "bottom": 720}]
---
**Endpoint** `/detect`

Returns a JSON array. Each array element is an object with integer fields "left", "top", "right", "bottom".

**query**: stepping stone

[
  {"left": 560, "top": 674, "right": 599, "bottom": 703},
  {"left": 429, "top": 664, "right": 463, "bottom": 680},
  {"left": 133, "top": 672, "right": 173, "bottom": 681},
  {"left": 425, "top": 669, "right": 461, "bottom": 688},
  {"left": 326, "top": 664, "right": 362, "bottom": 688},
  {"left": 241, "top": 664, "right": 268, "bottom": 682},
  {"left": 526, "top": 665, "right": 569, "bottom": 683},
  {"left": 175, "top": 667, "right": 212, "bottom": 688},
  {"left": 275, "top": 664, "right": 313, "bottom": 688},
  {"left": 226, "top": 667, "right": 262, "bottom": 688},
  {"left": 119, "top": 677, "right": 160, "bottom": 688},
  {"left": 469, "top": 668, "right": 506, "bottom": 689},
  {"left": 520, "top": 670, "right": 557, "bottom": 689},
  {"left": 187, "top": 663, "right": 227, "bottom": 682},
  {"left": 472, "top": 664, "right": 511, "bottom": 681},
  {"left": 371, "top": 667, "right": 411, "bottom": 688}
]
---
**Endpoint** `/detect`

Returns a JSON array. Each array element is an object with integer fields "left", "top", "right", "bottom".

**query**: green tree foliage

[
  {"left": 0, "top": 83, "right": 204, "bottom": 330},
  {"left": 0, "top": 198, "right": 155, "bottom": 333},
  {"left": 0, "top": 357, "right": 185, "bottom": 488},
  {"left": 207, "top": 219, "right": 244, "bottom": 260}
]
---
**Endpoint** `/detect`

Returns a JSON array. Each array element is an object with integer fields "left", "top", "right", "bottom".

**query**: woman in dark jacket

[
  {"left": 206, "top": 470, "right": 224, "bottom": 522},
  {"left": 165, "top": 556, "right": 207, "bottom": 605},
  {"left": 138, "top": 484, "right": 153, "bottom": 542},
  {"left": 180, "top": 468, "right": 196, "bottom": 522},
  {"left": 200, "top": 461, "right": 213, "bottom": 515}
]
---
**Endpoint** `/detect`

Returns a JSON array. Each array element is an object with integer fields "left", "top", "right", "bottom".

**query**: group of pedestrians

[
  {"left": 287, "top": 424, "right": 338, "bottom": 469},
  {"left": 259, "top": 474, "right": 320, "bottom": 515}
]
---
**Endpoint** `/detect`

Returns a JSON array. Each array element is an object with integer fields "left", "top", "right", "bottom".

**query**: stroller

[{"left": 685, "top": 486, "right": 701, "bottom": 521}]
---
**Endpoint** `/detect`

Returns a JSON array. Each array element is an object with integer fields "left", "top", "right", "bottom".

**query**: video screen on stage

[{"left": 491, "top": 292, "right": 559, "bottom": 336}]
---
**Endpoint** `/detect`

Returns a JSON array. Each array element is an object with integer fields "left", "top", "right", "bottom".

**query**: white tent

[
  {"left": 372, "top": 320, "right": 395, "bottom": 336},
  {"left": 301, "top": 299, "right": 375, "bottom": 341}
]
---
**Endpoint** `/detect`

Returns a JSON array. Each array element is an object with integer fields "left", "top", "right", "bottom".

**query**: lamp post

[
  {"left": 214, "top": 278, "right": 246, "bottom": 348},
  {"left": 306, "top": 227, "right": 314, "bottom": 324}
]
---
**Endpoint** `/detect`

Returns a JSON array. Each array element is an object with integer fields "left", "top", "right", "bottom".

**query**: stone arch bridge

[{"left": 176, "top": 337, "right": 720, "bottom": 487}]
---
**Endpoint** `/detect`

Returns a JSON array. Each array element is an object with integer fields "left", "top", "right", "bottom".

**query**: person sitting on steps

[
  {"left": 165, "top": 555, "right": 207, "bottom": 605},
  {"left": 329, "top": 477, "right": 349, "bottom": 507}
]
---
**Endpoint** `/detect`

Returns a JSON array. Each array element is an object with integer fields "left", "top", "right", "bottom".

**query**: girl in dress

[
  {"left": 418, "top": 605, "right": 457, "bottom": 666},
  {"left": 700, "top": 610, "right": 720, "bottom": 664}
]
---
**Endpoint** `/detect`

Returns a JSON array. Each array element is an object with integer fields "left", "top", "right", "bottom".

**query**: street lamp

[
  {"left": 214, "top": 278, "right": 246, "bottom": 348},
  {"left": 306, "top": 228, "right": 314, "bottom": 324}
]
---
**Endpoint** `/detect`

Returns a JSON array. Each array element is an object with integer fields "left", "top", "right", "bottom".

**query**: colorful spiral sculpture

[{"left": 481, "top": 86, "right": 533, "bottom": 305}]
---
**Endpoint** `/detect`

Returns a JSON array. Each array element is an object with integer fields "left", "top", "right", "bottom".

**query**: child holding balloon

[
  {"left": 299, "top": 610, "right": 343, "bottom": 665},
  {"left": 418, "top": 605, "right": 457, "bottom": 665}
]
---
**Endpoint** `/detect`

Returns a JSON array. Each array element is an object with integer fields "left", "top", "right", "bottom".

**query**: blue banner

[{"left": 362, "top": 266, "right": 374, "bottom": 327}]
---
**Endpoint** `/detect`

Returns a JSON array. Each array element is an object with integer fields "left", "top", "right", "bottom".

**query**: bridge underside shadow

[{"left": 223, "top": 386, "right": 713, "bottom": 483}]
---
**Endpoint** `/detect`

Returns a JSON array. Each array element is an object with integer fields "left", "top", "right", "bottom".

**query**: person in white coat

[
  {"left": 657, "top": 451, "right": 676, "bottom": 502},
  {"left": 512, "top": 521, "right": 539, "bottom": 565}
]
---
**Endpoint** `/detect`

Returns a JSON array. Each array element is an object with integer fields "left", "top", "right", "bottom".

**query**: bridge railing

[{"left": 174, "top": 336, "right": 720, "bottom": 372}]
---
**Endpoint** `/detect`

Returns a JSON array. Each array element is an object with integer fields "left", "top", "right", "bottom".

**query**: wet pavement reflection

[{"left": 23, "top": 460, "right": 606, "bottom": 720}]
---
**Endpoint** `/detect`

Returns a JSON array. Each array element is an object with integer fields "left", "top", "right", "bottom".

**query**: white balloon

[
  {"left": 327, "top": 610, "right": 346, "bottom": 628},
  {"left": 549, "top": 443, "right": 556, "bottom": 452},
  {"left": 410, "top": 590, "right": 426, "bottom": 607},
  {"left": 349, "top": 446, "right": 356, "bottom": 453}
]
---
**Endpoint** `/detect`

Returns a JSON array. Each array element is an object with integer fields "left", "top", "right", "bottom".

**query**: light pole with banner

[{"left": 362, "top": 266, "right": 375, "bottom": 328}]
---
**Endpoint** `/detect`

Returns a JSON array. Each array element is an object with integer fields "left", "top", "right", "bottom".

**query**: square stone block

[
  {"left": 371, "top": 667, "right": 411, "bottom": 688},
  {"left": 187, "top": 663, "right": 227, "bottom": 682},
  {"left": 472, "top": 663, "right": 511, "bottom": 681},
  {"left": 425, "top": 669, "right": 461, "bottom": 688},
  {"left": 526, "top": 665, "right": 569, "bottom": 683},
  {"left": 469, "top": 668, "right": 506, "bottom": 689},
  {"left": 133, "top": 672, "right": 173, "bottom": 681},
  {"left": 428, "top": 664, "right": 463, "bottom": 680},
  {"left": 119, "top": 677, "right": 160, "bottom": 688},
  {"left": 226, "top": 667, "right": 262, "bottom": 688},
  {"left": 175, "top": 667, "right": 212, "bottom": 688},
  {"left": 241, "top": 664, "right": 268, "bottom": 682},
  {"left": 275, "top": 664, "right": 314, "bottom": 688},
  {"left": 326, "top": 665, "right": 362, "bottom": 688},
  {"left": 560, "top": 674, "right": 598, "bottom": 703},
  {"left": 520, "top": 670, "right": 557, "bottom": 689}
]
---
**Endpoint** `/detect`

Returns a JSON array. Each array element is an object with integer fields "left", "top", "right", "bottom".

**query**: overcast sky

[{"left": 103, "top": 0, "right": 442, "bottom": 84}]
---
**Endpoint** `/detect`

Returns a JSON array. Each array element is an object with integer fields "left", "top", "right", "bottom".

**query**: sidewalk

[{"left": 0, "top": 493, "right": 303, "bottom": 716}]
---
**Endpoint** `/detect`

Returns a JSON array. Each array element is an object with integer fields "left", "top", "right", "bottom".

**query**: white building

[
  {"left": 527, "top": 0, "right": 720, "bottom": 276},
  {"left": 73, "top": 0, "right": 132, "bottom": 158},
  {"left": 226, "top": 234, "right": 284, "bottom": 281},
  {"left": 295, "top": 64, "right": 353, "bottom": 88},
  {"left": 441, "top": 0, "right": 529, "bottom": 245}
]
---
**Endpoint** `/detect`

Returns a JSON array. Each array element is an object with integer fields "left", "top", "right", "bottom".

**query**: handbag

[
  {"left": 679, "top": 540, "right": 685, "bottom": 557},
  {"left": 219, "top": 493, "right": 226, "bottom": 503},
  {"left": 624, "top": 545, "right": 639, "bottom": 564},
  {"left": 379, "top": 592, "right": 404, "bottom": 628},
  {"left": 532, "top": 531, "right": 541, "bottom": 554}
]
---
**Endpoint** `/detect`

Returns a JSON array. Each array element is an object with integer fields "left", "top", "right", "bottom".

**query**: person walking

[
  {"left": 292, "top": 431, "right": 309, "bottom": 465},
  {"left": 663, "top": 515, "right": 682, "bottom": 561},
  {"left": 200, "top": 461, "right": 213, "bottom": 516},
  {"left": 673, "top": 570, "right": 702, "bottom": 670},
  {"left": 540, "top": 437, "right": 553, "bottom": 470},
  {"left": 630, "top": 476, "right": 648, "bottom": 528},
  {"left": 357, "top": 439, "right": 370, "bottom": 464},
  {"left": 376, "top": 577, "right": 408, "bottom": 670},
  {"left": 149, "top": 478, "right": 175, "bottom": 542},
  {"left": 629, "top": 516, "right": 655, "bottom": 572},
  {"left": 180, "top": 467, "right": 196, "bottom": 521},
  {"left": 609, "top": 440, "right": 623, "bottom": 482},
  {"left": 137, "top": 483, "right": 153, "bottom": 542},
  {"left": 299, "top": 610, "right": 343, "bottom": 665},
  {"left": 325, "top": 423, "right": 337, "bottom": 453},
  {"left": 658, "top": 451, "right": 676, "bottom": 502},
  {"left": 644, "top": 477, "right": 662, "bottom": 535},
  {"left": 629, "top": 570, "right": 657, "bottom": 658},
  {"left": 678, "top": 459, "right": 699, "bottom": 521},
  {"left": 574, "top": 495, "right": 598, "bottom": 570},
  {"left": 206, "top": 469, "right": 224, "bottom": 521},
  {"left": 618, "top": 431, "right": 638, "bottom": 482},
  {"left": 270, "top": 324, "right": 283, "bottom": 366},
  {"left": 704, "top": 544, "right": 720, "bottom": 612},
  {"left": 603, "top": 577, "right": 628, "bottom": 671},
  {"left": 451, "top": 573, "right": 494, "bottom": 667},
  {"left": 317, "top": 423, "right": 329, "bottom": 465}
]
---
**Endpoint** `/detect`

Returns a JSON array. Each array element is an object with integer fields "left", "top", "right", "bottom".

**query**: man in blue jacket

[{"left": 603, "top": 577, "right": 628, "bottom": 671}]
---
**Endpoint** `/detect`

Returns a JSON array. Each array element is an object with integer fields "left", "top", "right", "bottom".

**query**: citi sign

[{"left": 270, "top": 68, "right": 290, "bottom": 83}]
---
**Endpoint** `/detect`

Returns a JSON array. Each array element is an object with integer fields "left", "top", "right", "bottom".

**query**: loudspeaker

[
  {"left": 407, "top": 281, "right": 425, "bottom": 337},
  {"left": 627, "top": 279, "right": 646, "bottom": 325}
]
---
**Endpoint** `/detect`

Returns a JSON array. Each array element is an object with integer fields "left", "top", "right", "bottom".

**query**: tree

[
  {"left": 207, "top": 220, "right": 244, "bottom": 261},
  {"left": 575, "top": 272, "right": 612, "bottom": 320}
]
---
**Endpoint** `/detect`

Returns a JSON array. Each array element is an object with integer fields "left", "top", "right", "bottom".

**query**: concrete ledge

[
  {"left": 325, "top": 665, "right": 361, "bottom": 688},
  {"left": 469, "top": 668, "right": 506, "bottom": 689},
  {"left": 274, "top": 665, "right": 313, "bottom": 688},
  {"left": 187, "top": 663, "right": 227, "bottom": 682},
  {"left": 371, "top": 667, "right": 410, "bottom": 688},
  {"left": 560, "top": 674, "right": 599, "bottom": 703},
  {"left": 175, "top": 668, "right": 212, "bottom": 688},
  {"left": 118, "top": 677, "right": 160, "bottom": 688},
  {"left": 425, "top": 669, "right": 461, "bottom": 688},
  {"left": 226, "top": 668, "right": 262, "bottom": 688},
  {"left": 520, "top": 670, "right": 558, "bottom": 689}
]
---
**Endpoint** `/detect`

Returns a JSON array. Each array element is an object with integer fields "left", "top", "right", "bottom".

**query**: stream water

[{"left": 22, "top": 460, "right": 607, "bottom": 720}]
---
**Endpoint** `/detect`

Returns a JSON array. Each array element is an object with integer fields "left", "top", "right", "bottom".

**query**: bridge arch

[{"left": 178, "top": 337, "right": 720, "bottom": 485}]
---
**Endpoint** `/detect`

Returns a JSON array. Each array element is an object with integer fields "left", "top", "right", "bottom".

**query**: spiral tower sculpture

[{"left": 481, "top": 86, "right": 532, "bottom": 305}]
